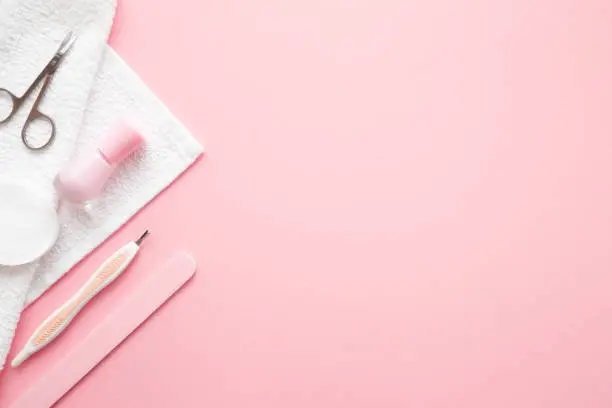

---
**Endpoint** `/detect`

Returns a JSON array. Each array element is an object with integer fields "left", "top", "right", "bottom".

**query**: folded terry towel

[{"left": 0, "top": 0, "right": 204, "bottom": 369}]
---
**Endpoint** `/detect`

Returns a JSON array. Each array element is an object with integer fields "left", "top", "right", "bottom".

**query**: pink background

[{"left": 2, "top": 0, "right": 612, "bottom": 406}]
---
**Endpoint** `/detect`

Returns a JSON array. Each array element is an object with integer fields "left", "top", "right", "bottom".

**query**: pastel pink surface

[{"left": 2, "top": 0, "right": 612, "bottom": 407}]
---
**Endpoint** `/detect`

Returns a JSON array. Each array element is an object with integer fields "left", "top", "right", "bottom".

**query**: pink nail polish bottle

[{"left": 54, "top": 122, "right": 145, "bottom": 204}]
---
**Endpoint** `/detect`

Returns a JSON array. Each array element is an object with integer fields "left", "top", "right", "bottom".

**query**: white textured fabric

[{"left": 0, "top": 0, "right": 204, "bottom": 369}]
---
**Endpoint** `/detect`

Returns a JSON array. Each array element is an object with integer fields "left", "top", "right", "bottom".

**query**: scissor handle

[
  {"left": 21, "top": 110, "right": 56, "bottom": 150},
  {"left": 0, "top": 88, "right": 20, "bottom": 124}
]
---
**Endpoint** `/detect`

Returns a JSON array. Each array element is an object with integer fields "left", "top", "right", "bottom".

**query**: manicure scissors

[{"left": 0, "top": 32, "right": 76, "bottom": 150}]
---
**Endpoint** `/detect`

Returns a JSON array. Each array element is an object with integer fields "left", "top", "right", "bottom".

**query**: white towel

[{"left": 0, "top": 0, "right": 204, "bottom": 369}]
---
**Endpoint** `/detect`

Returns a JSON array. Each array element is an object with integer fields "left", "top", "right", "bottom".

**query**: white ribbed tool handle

[{"left": 12, "top": 242, "right": 140, "bottom": 367}]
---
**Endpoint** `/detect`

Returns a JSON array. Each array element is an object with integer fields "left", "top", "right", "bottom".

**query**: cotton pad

[{"left": 0, "top": 183, "right": 59, "bottom": 266}]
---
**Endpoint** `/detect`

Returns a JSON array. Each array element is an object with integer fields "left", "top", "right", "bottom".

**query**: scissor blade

[{"left": 57, "top": 31, "right": 76, "bottom": 56}]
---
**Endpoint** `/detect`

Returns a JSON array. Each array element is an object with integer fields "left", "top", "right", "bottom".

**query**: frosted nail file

[{"left": 10, "top": 252, "right": 197, "bottom": 408}]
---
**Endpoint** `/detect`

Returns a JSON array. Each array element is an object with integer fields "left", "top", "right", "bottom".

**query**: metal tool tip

[
  {"left": 135, "top": 230, "right": 150, "bottom": 246},
  {"left": 59, "top": 31, "right": 77, "bottom": 54}
]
